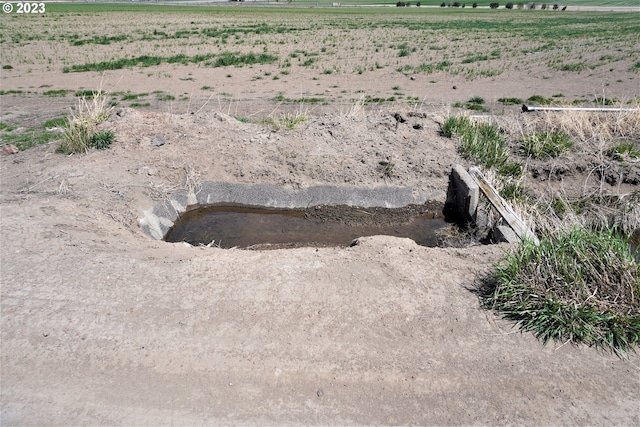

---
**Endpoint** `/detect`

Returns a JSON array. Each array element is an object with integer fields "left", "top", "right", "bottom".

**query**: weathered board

[{"left": 468, "top": 167, "right": 540, "bottom": 245}]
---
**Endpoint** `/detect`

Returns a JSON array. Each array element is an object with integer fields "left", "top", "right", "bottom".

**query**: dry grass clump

[
  {"left": 58, "top": 85, "right": 114, "bottom": 154},
  {"left": 515, "top": 191, "right": 639, "bottom": 239},
  {"left": 513, "top": 104, "right": 640, "bottom": 158}
]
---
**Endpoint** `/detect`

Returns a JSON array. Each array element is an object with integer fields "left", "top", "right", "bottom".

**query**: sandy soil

[
  {"left": 1, "top": 104, "right": 639, "bottom": 425},
  {"left": 1, "top": 7, "right": 639, "bottom": 426}
]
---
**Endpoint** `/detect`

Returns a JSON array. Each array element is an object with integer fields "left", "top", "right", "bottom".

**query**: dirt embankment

[{"left": 1, "top": 107, "right": 639, "bottom": 425}]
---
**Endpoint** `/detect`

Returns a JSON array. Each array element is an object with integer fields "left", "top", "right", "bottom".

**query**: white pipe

[{"left": 522, "top": 104, "right": 639, "bottom": 113}]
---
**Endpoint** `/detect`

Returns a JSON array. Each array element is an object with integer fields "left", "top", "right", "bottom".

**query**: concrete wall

[{"left": 139, "top": 182, "right": 444, "bottom": 240}]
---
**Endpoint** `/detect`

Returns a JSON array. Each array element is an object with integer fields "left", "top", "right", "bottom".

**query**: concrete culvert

[{"left": 139, "top": 182, "right": 455, "bottom": 249}]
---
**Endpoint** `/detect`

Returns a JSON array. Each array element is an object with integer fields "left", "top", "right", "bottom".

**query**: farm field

[
  {"left": 1, "top": 4, "right": 639, "bottom": 425},
  {"left": 2, "top": 5, "right": 639, "bottom": 119}
]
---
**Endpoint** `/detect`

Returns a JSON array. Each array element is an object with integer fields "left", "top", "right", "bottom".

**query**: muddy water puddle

[{"left": 164, "top": 203, "right": 449, "bottom": 249}]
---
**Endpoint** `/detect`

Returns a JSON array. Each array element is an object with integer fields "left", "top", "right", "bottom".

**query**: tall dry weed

[
  {"left": 60, "top": 82, "right": 113, "bottom": 154},
  {"left": 517, "top": 103, "right": 640, "bottom": 157}
]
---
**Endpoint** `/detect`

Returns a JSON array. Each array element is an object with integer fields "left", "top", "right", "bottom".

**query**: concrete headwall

[{"left": 139, "top": 182, "right": 444, "bottom": 240}]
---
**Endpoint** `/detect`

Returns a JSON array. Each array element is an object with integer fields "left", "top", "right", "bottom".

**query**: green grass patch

[
  {"left": 480, "top": 227, "right": 640, "bottom": 355},
  {"left": 461, "top": 54, "right": 489, "bottom": 64},
  {"left": 0, "top": 128, "right": 61, "bottom": 151},
  {"left": 263, "top": 113, "right": 309, "bottom": 130},
  {"left": 442, "top": 115, "right": 513, "bottom": 172},
  {"left": 43, "top": 117, "right": 66, "bottom": 128},
  {"left": 498, "top": 97, "right": 523, "bottom": 105},
  {"left": 453, "top": 98, "right": 489, "bottom": 112},
  {"left": 607, "top": 142, "right": 640, "bottom": 162},
  {"left": 522, "top": 131, "right": 573, "bottom": 159},
  {"left": 0, "top": 118, "right": 72, "bottom": 150},
  {"left": 213, "top": 52, "right": 278, "bottom": 68},
  {"left": 75, "top": 90, "right": 101, "bottom": 98},
  {"left": 0, "top": 90, "right": 24, "bottom": 95},
  {"left": 43, "top": 89, "right": 68, "bottom": 97},
  {"left": 121, "top": 92, "right": 149, "bottom": 101},
  {"left": 89, "top": 130, "right": 115, "bottom": 150},
  {"left": 527, "top": 95, "right": 554, "bottom": 105},
  {"left": 157, "top": 93, "right": 175, "bottom": 101},
  {"left": 273, "top": 93, "right": 325, "bottom": 104},
  {"left": 71, "top": 35, "right": 128, "bottom": 46},
  {"left": 557, "top": 62, "right": 586, "bottom": 72}
]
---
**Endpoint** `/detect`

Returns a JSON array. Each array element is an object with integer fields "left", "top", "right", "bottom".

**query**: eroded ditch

[{"left": 164, "top": 202, "right": 449, "bottom": 249}]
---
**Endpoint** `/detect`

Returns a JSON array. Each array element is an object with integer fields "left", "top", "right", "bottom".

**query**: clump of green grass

[
  {"left": 58, "top": 88, "right": 114, "bottom": 154},
  {"left": 480, "top": 227, "right": 640, "bottom": 355},
  {"left": 75, "top": 89, "right": 99, "bottom": 98},
  {"left": 89, "top": 130, "right": 115, "bottom": 150},
  {"left": 0, "top": 128, "right": 61, "bottom": 151},
  {"left": 0, "top": 118, "right": 71, "bottom": 151},
  {"left": 263, "top": 112, "right": 308, "bottom": 130},
  {"left": 498, "top": 97, "right": 523, "bottom": 105},
  {"left": 43, "top": 89, "right": 68, "bottom": 97},
  {"left": 558, "top": 62, "right": 586, "bottom": 72},
  {"left": 607, "top": 142, "right": 640, "bottom": 162},
  {"left": 43, "top": 117, "right": 66, "bottom": 128},
  {"left": 462, "top": 55, "right": 489, "bottom": 64},
  {"left": 522, "top": 131, "right": 573, "bottom": 159},
  {"left": 121, "top": 92, "right": 148, "bottom": 101},
  {"left": 157, "top": 93, "right": 175, "bottom": 101},
  {"left": 443, "top": 116, "right": 504, "bottom": 168},
  {"left": 453, "top": 99, "right": 489, "bottom": 112},
  {"left": 527, "top": 95, "right": 553, "bottom": 105},
  {"left": 443, "top": 115, "right": 522, "bottom": 178}
]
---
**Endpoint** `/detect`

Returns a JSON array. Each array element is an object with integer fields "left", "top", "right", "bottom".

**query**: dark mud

[{"left": 165, "top": 202, "right": 453, "bottom": 249}]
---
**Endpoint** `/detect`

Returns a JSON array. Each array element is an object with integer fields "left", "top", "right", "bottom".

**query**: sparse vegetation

[
  {"left": 607, "top": 142, "right": 640, "bottom": 161},
  {"left": 63, "top": 52, "right": 277, "bottom": 73},
  {"left": 0, "top": 127, "right": 61, "bottom": 151}
]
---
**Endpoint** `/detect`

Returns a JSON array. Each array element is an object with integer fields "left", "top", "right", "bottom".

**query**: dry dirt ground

[
  {"left": 1, "top": 6, "right": 640, "bottom": 426},
  {"left": 1, "top": 105, "right": 639, "bottom": 425}
]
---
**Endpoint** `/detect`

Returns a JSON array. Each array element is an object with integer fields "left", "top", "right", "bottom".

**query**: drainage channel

[{"left": 164, "top": 202, "right": 448, "bottom": 249}]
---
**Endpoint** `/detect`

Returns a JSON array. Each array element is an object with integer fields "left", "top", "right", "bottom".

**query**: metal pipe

[{"left": 522, "top": 104, "right": 639, "bottom": 113}]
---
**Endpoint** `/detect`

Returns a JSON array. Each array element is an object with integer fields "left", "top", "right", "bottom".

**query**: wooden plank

[{"left": 468, "top": 167, "right": 540, "bottom": 245}]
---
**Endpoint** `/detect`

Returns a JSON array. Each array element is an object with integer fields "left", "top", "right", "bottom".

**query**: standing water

[{"left": 164, "top": 203, "right": 449, "bottom": 249}]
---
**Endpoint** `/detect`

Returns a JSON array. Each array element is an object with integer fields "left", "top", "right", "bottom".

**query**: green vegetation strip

[
  {"left": 481, "top": 227, "right": 640, "bottom": 354},
  {"left": 63, "top": 52, "right": 278, "bottom": 73}
]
